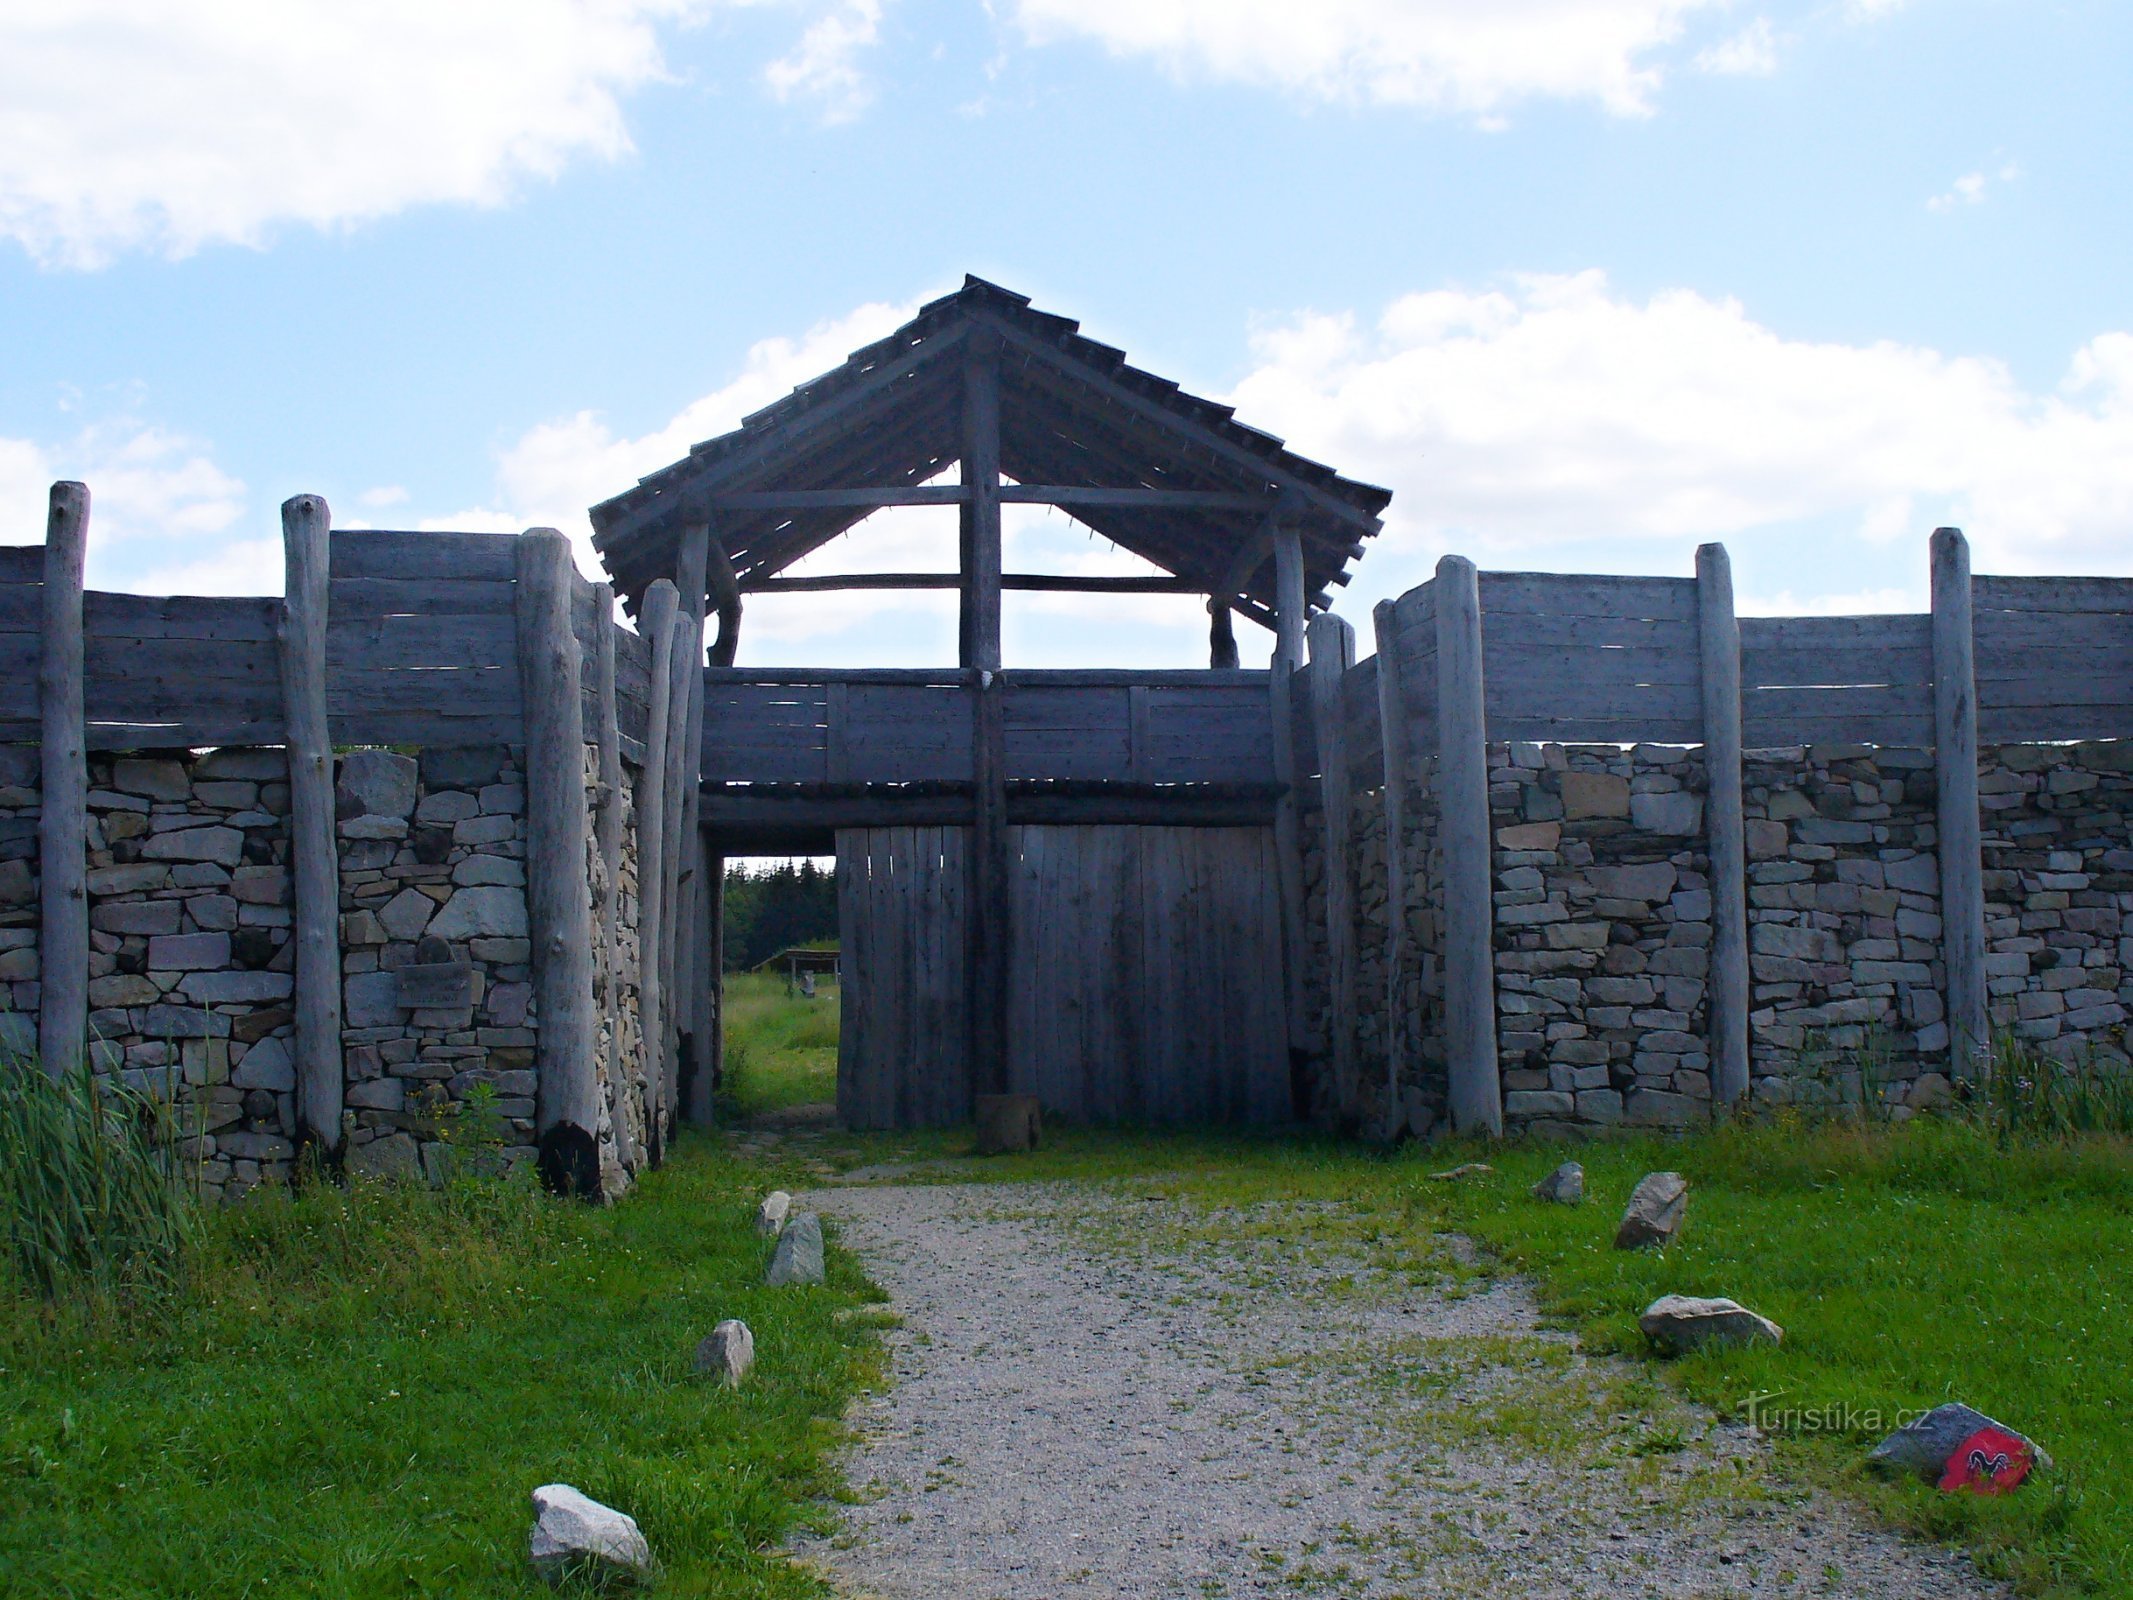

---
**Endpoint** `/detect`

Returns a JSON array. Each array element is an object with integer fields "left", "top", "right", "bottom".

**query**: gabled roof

[{"left": 589, "top": 276, "right": 1392, "bottom": 619}]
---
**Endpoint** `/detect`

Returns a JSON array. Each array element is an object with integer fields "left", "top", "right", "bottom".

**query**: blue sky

[{"left": 2, "top": 0, "right": 2128, "bottom": 669}]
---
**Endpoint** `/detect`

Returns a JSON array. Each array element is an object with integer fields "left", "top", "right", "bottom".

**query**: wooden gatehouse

[{"left": 589, "top": 277, "right": 1390, "bottom": 1129}]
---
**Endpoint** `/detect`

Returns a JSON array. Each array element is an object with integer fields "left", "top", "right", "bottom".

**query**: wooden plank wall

[
  {"left": 835, "top": 823, "right": 1287, "bottom": 1128},
  {"left": 1344, "top": 569, "right": 2132, "bottom": 758},
  {"left": 1973, "top": 577, "right": 2133, "bottom": 742},
  {"left": 1007, "top": 825, "right": 1288, "bottom": 1125},
  {"left": 701, "top": 669, "right": 1275, "bottom": 787},
  {"left": 0, "top": 529, "right": 657, "bottom": 752},
  {"left": 834, "top": 825, "right": 971, "bottom": 1130}
]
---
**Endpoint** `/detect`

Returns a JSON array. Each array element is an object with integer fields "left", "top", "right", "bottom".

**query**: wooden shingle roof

[{"left": 589, "top": 276, "right": 1391, "bottom": 618}]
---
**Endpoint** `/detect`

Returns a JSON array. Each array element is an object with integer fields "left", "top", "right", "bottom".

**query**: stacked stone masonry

[
  {"left": 1323, "top": 737, "right": 2132, "bottom": 1139},
  {"left": 0, "top": 738, "right": 650, "bottom": 1203}
]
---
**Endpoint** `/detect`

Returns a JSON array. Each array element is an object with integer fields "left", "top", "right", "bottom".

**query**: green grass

[
  {"left": 720, "top": 974, "right": 840, "bottom": 1119},
  {"left": 0, "top": 1136, "right": 884, "bottom": 1598},
  {"left": 799, "top": 1114, "right": 2132, "bottom": 1598}
]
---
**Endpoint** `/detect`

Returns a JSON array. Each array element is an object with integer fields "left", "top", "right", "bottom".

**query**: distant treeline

[{"left": 721, "top": 859, "right": 837, "bottom": 971}]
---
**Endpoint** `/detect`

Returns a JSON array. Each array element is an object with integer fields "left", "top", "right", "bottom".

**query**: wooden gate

[{"left": 836, "top": 824, "right": 1288, "bottom": 1129}]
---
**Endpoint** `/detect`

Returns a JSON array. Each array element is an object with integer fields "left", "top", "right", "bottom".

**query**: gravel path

[{"left": 792, "top": 1180, "right": 2003, "bottom": 1600}]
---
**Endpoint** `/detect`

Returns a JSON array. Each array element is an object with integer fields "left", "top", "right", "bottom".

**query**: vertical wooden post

[
  {"left": 634, "top": 579, "right": 678, "bottom": 1159},
  {"left": 964, "top": 334, "right": 1009, "bottom": 1102},
  {"left": 1307, "top": 613, "right": 1358, "bottom": 1125},
  {"left": 1932, "top": 526, "right": 1987, "bottom": 1075},
  {"left": 37, "top": 482, "right": 89, "bottom": 1078},
  {"left": 1372, "top": 599, "right": 1413, "bottom": 1135},
  {"left": 279, "top": 494, "right": 343, "bottom": 1156},
  {"left": 590, "top": 582, "right": 635, "bottom": 1171},
  {"left": 1696, "top": 543, "right": 1749, "bottom": 1109},
  {"left": 1207, "top": 598, "right": 1239, "bottom": 669},
  {"left": 666, "top": 523, "right": 709, "bottom": 1124},
  {"left": 1434, "top": 555, "right": 1500, "bottom": 1136},
  {"left": 1267, "top": 511, "right": 1311, "bottom": 1070},
  {"left": 517, "top": 529, "right": 600, "bottom": 1197}
]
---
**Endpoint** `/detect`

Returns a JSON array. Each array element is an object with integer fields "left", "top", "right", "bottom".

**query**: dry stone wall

[
  {"left": 1979, "top": 742, "right": 2132, "bottom": 1066},
  {"left": 0, "top": 737, "right": 650, "bottom": 1203},
  {"left": 1331, "top": 736, "right": 2132, "bottom": 1139}
]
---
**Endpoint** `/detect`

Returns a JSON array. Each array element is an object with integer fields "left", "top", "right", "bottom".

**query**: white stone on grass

[
  {"left": 757, "top": 1190, "right": 792, "bottom": 1236},
  {"left": 695, "top": 1319, "right": 756, "bottom": 1386},
  {"left": 527, "top": 1483, "right": 652, "bottom": 1584},
  {"left": 1530, "top": 1161, "right": 1584, "bottom": 1204},
  {"left": 767, "top": 1212, "right": 825, "bottom": 1285},
  {"left": 1614, "top": 1171, "right": 1688, "bottom": 1250},
  {"left": 1638, "top": 1294, "right": 1783, "bottom": 1355}
]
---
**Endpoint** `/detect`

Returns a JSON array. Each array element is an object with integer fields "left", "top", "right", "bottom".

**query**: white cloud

[
  {"left": 0, "top": 418, "right": 252, "bottom": 590},
  {"left": 1694, "top": 17, "right": 1779, "bottom": 75},
  {"left": 1928, "top": 160, "right": 2021, "bottom": 213},
  {"left": 1010, "top": 0, "right": 1726, "bottom": 118},
  {"left": 765, "top": 0, "right": 885, "bottom": 121},
  {"left": 0, "top": 0, "right": 714, "bottom": 268},
  {"left": 456, "top": 296, "right": 922, "bottom": 575},
  {"left": 1226, "top": 271, "right": 2133, "bottom": 582}
]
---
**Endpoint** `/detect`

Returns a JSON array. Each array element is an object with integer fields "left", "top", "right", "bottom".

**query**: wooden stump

[{"left": 973, "top": 1092, "right": 1041, "bottom": 1154}]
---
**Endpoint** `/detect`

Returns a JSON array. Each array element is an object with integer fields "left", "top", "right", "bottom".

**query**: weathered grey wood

[
  {"left": 327, "top": 575, "right": 515, "bottom": 618},
  {"left": 1435, "top": 555, "right": 1500, "bottom": 1136},
  {"left": 1972, "top": 574, "right": 2133, "bottom": 614},
  {"left": 84, "top": 591, "right": 283, "bottom": 640},
  {"left": 328, "top": 528, "right": 520, "bottom": 582},
  {"left": 999, "top": 485, "right": 1270, "bottom": 510},
  {"left": 664, "top": 525, "right": 709, "bottom": 1123},
  {"left": 962, "top": 338, "right": 1011, "bottom": 1099},
  {"left": 1372, "top": 601, "right": 1413, "bottom": 1136},
  {"left": 1980, "top": 703, "right": 2133, "bottom": 743},
  {"left": 706, "top": 532, "right": 742, "bottom": 670},
  {"left": 517, "top": 529, "right": 601, "bottom": 1196},
  {"left": 1477, "top": 571, "right": 1698, "bottom": 620},
  {"left": 37, "top": 483, "right": 89, "bottom": 1077},
  {"left": 1932, "top": 527, "right": 1987, "bottom": 1076},
  {"left": 1208, "top": 597, "right": 1239, "bottom": 668},
  {"left": 1268, "top": 510, "right": 1312, "bottom": 1065},
  {"left": 279, "top": 495, "right": 343, "bottom": 1156},
  {"left": 706, "top": 484, "right": 1267, "bottom": 513},
  {"left": 747, "top": 571, "right": 1203, "bottom": 594},
  {"left": 631, "top": 584, "right": 674, "bottom": 1160},
  {"left": 590, "top": 583, "right": 635, "bottom": 1172},
  {"left": 1697, "top": 544, "right": 1749, "bottom": 1111},
  {"left": 1306, "top": 614, "right": 1359, "bottom": 1124}
]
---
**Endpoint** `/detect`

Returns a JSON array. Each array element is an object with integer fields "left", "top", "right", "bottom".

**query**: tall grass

[
  {"left": 0, "top": 1059, "right": 195, "bottom": 1300},
  {"left": 1966, "top": 1032, "right": 2133, "bottom": 1142}
]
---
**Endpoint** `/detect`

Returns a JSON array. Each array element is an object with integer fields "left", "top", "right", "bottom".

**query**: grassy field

[
  {"left": 0, "top": 1136, "right": 884, "bottom": 1598},
  {"left": 794, "top": 1114, "right": 2131, "bottom": 1598},
  {"left": 720, "top": 972, "right": 840, "bottom": 1118},
  {"left": 7, "top": 965, "right": 2128, "bottom": 1597}
]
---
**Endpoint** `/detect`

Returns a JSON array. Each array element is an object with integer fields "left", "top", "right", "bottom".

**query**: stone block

[
  {"left": 146, "top": 931, "right": 231, "bottom": 971},
  {"left": 1885, "top": 853, "right": 1939, "bottom": 894},
  {"left": 415, "top": 789, "right": 479, "bottom": 825},
  {"left": 179, "top": 970, "right": 293, "bottom": 1004},
  {"left": 1561, "top": 771, "right": 1630, "bottom": 820},
  {"left": 92, "top": 900, "right": 183, "bottom": 936},
  {"left": 1496, "top": 821, "right": 1561, "bottom": 851},
  {"left": 87, "top": 973, "right": 159, "bottom": 1008},
  {"left": 1630, "top": 791, "right": 1702, "bottom": 836},
  {"left": 379, "top": 888, "right": 437, "bottom": 942},
  {"left": 141, "top": 827, "right": 243, "bottom": 868},
  {"left": 112, "top": 758, "right": 190, "bottom": 801},
  {"left": 454, "top": 814, "right": 516, "bottom": 847},
  {"left": 428, "top": 886, "right": 527, "bottom": 940},
  {"left": 1624, "top": 1088, "right": 1700, "bottom": 1128},
  {"left": 1503, "top": 1089, "right": 1575, "bottom": 1117},
  {"left": 85, "top": 862, "right": 170, "bottom": 896},
  {"left": 1752, "top": 922, "right": 1842, "bottom": 962},
  {"left": 344, "top": 969, "right": 406, "bottom": 1029},
  {"left": 230, "top": 865, "right": 289, "bottom": 905},
  {"left": 418, "top": 746, "right": 506, "bottom": 791},
  {"left": 231, "top": 1034, "right": 294, "bottom": 1091},
  {"left": 453, "top": 855, "right": 526, "bottom": 887},
  {"left": 1590, "top": 862, "right": 1677, "bottom": 902},
  {"left": 1745, "top": 819, "right": 1788, "bottom": 859},
  {"left": 336, "top": 749, "right": 419, "bottom": 819}
]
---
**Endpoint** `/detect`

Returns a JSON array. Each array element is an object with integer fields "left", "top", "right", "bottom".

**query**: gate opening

[{"left": 717, "top": 856, "right": 840, "bottom": 1121}]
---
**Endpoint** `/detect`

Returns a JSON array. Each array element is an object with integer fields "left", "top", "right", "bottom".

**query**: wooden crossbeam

[
  {"left": 706, "top": 483, "right": 1272, "bottom": 513},
  {"left": 743, "top": 571, "right": 1203, "bottom": 595}
]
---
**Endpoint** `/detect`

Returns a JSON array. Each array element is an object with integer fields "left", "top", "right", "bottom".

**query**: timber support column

[
  {"left": 963, "top": 332, "right": 1009, "bottom": 1104},
  {"left": 1434, "top": 554, "right": 1500, "bottom": 1136},
  {"left": 1306, "top": 613, "right": 1358, "bottom": 1126},
  {"left": 590, "top": 581, "right": 634, "bottom": 1170},
  {"left": 517, "top": 528, "right": 601, "bottom": 1197},
  {"left": 37, "top": 482, "right": 89, "bottom": 1078},
  {"left": 1372, "top": 598, "right": 1414, "bottom": 1136},
  {"left": 1696, "top": 543, "right": 1750, "bottom": 1109},
  {"left": 1932, "top": 526, "right": 1988, "bottom": 1076},
  {"left": 1267, "top": 500, "right": 1312, "bottom": 1089},
  {"left": 667, "top": 523, "right": 709, "bottom": 1125},
  {"left": 279, "top": 494, "right": 343, "bottom": 1159},
  {"left": 634, "top": 579, "right": 679, "bottom": 1160}
]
